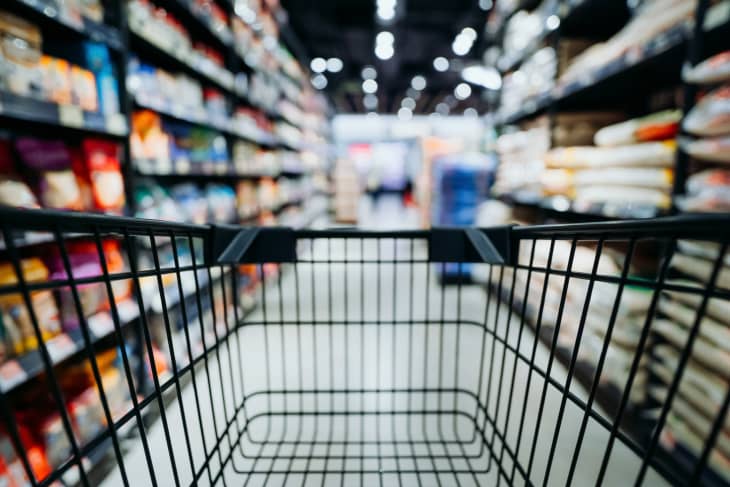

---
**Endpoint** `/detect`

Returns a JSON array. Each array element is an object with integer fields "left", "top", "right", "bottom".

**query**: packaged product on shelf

[
  {"left": 46, "top": 242, "right": 108, "bottom": 331},
  {"left": 552, "top": 112, "right": 624, "bottom": 147},
  {"left": 81, "top": 42, "right": 120, "bottom": 116},
  {"left": 573, "top": 167, "right": 673, "bottom": 189},
  {"left": 70, "top": 65, "right": 98, "bottom": 112},
  {"left": 39, "top": 56, "right": 73, "bottom": 106},
  {"left": 545, "top": 142, "right": 676, "bottom": 168},
  {"left": 236, "top": 180, "right": 258, "bottom": 219},
  {"left": 170, "top": 184, "right": 208, "bottom": 224},
  {"left": 594, "top": 110, "right": 682, "bottom": 147},
  {"left": 131, "top": 110, "right": 171, "bottom": 173},
  {"left": 678, "top": 169, "right": 730, "bottom": 212},
  {"left": 133, "top": 181, "right": 180, "bottom": 221},
  {"left": 683, "top": 50, "right": 730, "bottom": 85},
  {"left": 575, "top": 185, "right": 671, "bottom": 208},
  {"left": 0, "top": 258, "right": 61, "bottom": 356},
  {"left": 0, "top": 10, "right": 43, "bottom": 98},
  {"left": 0, "top": 424, "right": 51, "bottom": 485},
  {"left": 680, "top": 135, "right": 730, "bottom": 163},
  {"left": 683, "top": 85, "right": 730, "bottom": 136},
  {"left": 205, "top": 184, "right": 237, "bottom": 223},
  {"left": 78, "top": 0, "right": 104, "bottom": 23},
  {"left": 0, "top": 138, "right": 39, "bottom": 209},
  {"left": 15, "top": 138, "right": 83, "bottom": 210},
  {"left": 80, "top": 139, "right": 125, "bottom": 212}
]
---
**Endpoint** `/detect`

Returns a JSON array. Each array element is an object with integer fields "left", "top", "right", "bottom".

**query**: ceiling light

[
  {"left": 362, "top": 79, "right": 378, "bottom": 94},
  {"left": 375, "top": 43, "right": 394, "bottom": 60},
  {"left": 454, "top": 82, "right": 472, "bottom": 100},
  {"left": 411, "top": 75, "right": 426, "bottom": 91},
  {"left": 364, "top": 94, "right": 378, "bottom": 110},
  {"left": 461, "top": 27, "right": 477, "bottom": 41},
  {"left": 435, "top": 103, "right": 450, "bottom": 115},
  {"left": 397, "top": 107, "right": 412, "bottom": 121},
  {"left": 546, "top": 14, "right": 560, "bottom": 31},
  {"left": 377, "top": 6, "right": 395, "bottom": 20},
  {"left": 361, "top": 66, "right": 377, "bottom": 79},
  {"left": 461, "top": 65, "right": 502, "bottom": 90},
  {"left": 479, "top": 0, "right": 493, "bottom": 10},
  {"left": 401, "top": 97, "right": 416, "bottom": 110},
  {"left": 310, "top": 57, "right": 327, "bottom": 73},
  {"left": 376, "top": 31, "right": 394, "bottom": 46},
  {"left": 452, "top": 36, "right": 472, "bottom": 56},
  {"left": 311, "top": 74, "right": 327, "bottom": 90},
  {"left": 326, "top": 57, "right": 343, "bottom": 73},
  {"left": 433, "top": 57, "right": 450, "bottom": 72},
  {"left": 464, "top": 108, "right": 479, "bottom": 117}
]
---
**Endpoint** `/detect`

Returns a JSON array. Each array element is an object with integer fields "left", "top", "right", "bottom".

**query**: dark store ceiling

[{"left": 279, "top": 0, "right": 492, "bottom": 114}]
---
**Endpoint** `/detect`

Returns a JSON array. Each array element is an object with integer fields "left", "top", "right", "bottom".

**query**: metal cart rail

[{"left": 0, "top": 207, "right": 728, "bottom": 486}]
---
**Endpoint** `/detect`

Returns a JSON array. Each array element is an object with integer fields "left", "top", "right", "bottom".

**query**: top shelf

[
  {"left": 9, "top": 0, "right": 124, "bottom": 50},
  {"left": 498, "top": 5, "right": 730, "bottom": 126}
]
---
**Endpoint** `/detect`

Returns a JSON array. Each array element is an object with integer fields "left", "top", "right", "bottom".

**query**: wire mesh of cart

[{"left": 0, "top": 207, "right": 728, "bottom": 487}]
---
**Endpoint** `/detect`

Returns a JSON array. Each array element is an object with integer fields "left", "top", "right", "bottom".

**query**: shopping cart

[{"left": 0, "top": 207, "right": 728, "bottom": 487}]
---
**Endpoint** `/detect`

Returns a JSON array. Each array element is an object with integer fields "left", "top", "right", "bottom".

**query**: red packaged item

[{"left": 81, "top": 139, "right": 126, "bottom": 213}]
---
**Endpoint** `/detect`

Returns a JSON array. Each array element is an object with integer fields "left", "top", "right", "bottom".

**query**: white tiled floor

[{"left": 103, "top": 196, "right": 667, "bottom": 486}]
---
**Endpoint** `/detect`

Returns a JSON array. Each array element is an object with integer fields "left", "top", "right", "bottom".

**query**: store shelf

[
  {"left": 498, "top": 3, "right": 730, "bottom": 126},
  {"left": 0, "top": 91, "right": 128, "bottom": 137},
  {"left": 0, "top": 300, "right": 141, "bottom": 393},
  {"left": 496, "top": 193, "right": 666, "bottom": 221},
  {"left": 129, "top": 31, "right": 235, "bottom": 95},
  {"left": 132, "top": 95, "right": 281, "bottom": 147},
  {"left": 133, "top": 168, "right": 285, "bottom": 182},
  {"left": 170, "top": 0, "right": 234, "bottom": 48},
  {"left": 9, "top": 0, "right": 124, "bottom": 51}
]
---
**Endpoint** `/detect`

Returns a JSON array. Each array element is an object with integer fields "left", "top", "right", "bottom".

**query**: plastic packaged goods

[
  {"left": 683, "top": 50, "right": 730, "bottom": 85},
  {"left": 0, "top": 258, "right": 61, "bottom": 356},
  {"left": 575, "top": 185, "right": 671, "bottom": 208},
  {"left": 559, "top": 0, "right": 697, "bottom": 86},
  {"left": 0, "top": 10, "right": 43, "bottom": 98},
  {"left": 678, "top": 169, "right": 730, "bottom": 212},
  {"left": 594, "top": 110, "right": 682, "bottom": 147},
  {"left": 205, "top": 184, "right": 237, "bottom": 223},
  {"left": 81, "top": 139, "right": 125, "bottom": 212},
  {"left": 683, "top": 85, "right": 730, "bottom": 136},
  {"left": 0, "top": 138, "right": 39, "bottom": 209},
  {"left": 680, "top": 135, "right": 730, "bottom": 163},
  {"left": 39, "top": 55, "right": 73, "bottom": 105},
  {"left": 573, "top": 167, "right": 674, "bottom": 189},
  {"left": 545, "top": 141, "right": 676, "bottom": 169}
]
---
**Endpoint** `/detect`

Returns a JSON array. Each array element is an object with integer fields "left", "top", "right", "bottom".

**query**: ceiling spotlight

[
  {"left": 478, "top": 0, "right": 493, "bottom": 10},
  {"left": 327, "top": 57, "right": 343, "bottom": 73},
  {"left": 362, "top": 79, "right": 378, "bottom": 94},
  {"left": 311, "top": 74, "right": 328, "bottom": 90},
  {"left": 361, "top": 66, "right": 377, "bottom": 79},
  {"left": 461, "top": 65, "right": 502, "bottom": 90},
  {"left": 397, "top": 107, "right": 413, "bottom": 121},
  {"left": 376, "top": 31, "right": 394, "bottom": 46},
  {"left": 452, "top": 37, "right": 472, "bottom": 56},
  {"left": 436, "top": 102, "right": 450, "bottom": 115},
  {"left": 310, "top": 57, "right": 327, "bottom": 73},
  {"left": 546, "top": 14, "right": 561, "bottom": 31},
  {"left": 411, "top": 75, "right": 426, "bottom": 91},
  {"left": 433, "top": 57, "right": 450, "bottom": 72},
  {"left": 375, "top": 43, "right": 394, "bottom": 60},
  {"left": 461, "top": 27, "right": 478, "bottom": 41},
  {"left": 377, "top": 6, "right": 395, "bottom": 20},
  {"left": 464, "top": 108, "right": 479, "bottom": 117},
  {"left": 364, "top": 94, "right": 378, "bottom": 110},
  {"left": 401, "top": 97, "right": 416, "bottom": 110},
  {"left": 454, "top": 82, "right": 472, "bottom": 100}
]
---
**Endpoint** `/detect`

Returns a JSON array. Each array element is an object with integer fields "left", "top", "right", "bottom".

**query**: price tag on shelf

[
  {"left": 46, "top": 334, "right": 76, "bottom": 363},
  {"left": 88, "top": 312, "right": 114, "bottom": 338},
  {"left": 0, "top": 361, "right": 27, "bottom": 392},
  {"left": 105, "top": 113, "right": 128, "bottom": 135},
  {"left": 59, "top": 104, "right": 84, "bottom": 128}
]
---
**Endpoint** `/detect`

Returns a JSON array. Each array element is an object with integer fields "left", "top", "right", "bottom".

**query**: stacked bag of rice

[
  {"left": 651, "top": 240, "right": 730, "bottom": 484},
  {"left": 544, "top": 109, "right": 680, "bottom": 211},
  {"left": 678, "top": 50, "right": 730, "bottom": 212},
  {"left": 490, "top": 239, "right": 653, "bottom": 404}
]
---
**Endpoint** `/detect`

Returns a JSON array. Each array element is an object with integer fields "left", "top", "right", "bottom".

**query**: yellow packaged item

[{"left": 0, "top": 258, "right": 61, "bottom": 355}]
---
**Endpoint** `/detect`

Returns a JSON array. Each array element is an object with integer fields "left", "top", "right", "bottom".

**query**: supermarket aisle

[{"left": 103, "top": 200, "right": 667, "bottom": 486}]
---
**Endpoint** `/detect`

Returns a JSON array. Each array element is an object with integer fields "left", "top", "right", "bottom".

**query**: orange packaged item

[
  {"left": 70, "top": 65, "right": 98, "bottom": 112},
  {"left": 0, "top": 258, "right": 61, "bottom": 355},
  {"left": 634, "top": 120, "right": 680, "bottom": 142},
  {"left": 39, "top": 56, "right": 72, "bottom": 105},
  {"left": 81, "top": 139, "right": 125, "bottom": 212}
]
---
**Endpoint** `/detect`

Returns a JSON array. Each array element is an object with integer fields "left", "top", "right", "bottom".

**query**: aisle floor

[{"left": 102, "top": 197, "right": 667, "bottom": 486}]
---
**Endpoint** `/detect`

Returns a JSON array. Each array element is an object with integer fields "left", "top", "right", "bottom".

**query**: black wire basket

[{"left": 0, "top": 207, "right": 728, "bottom": 486}]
